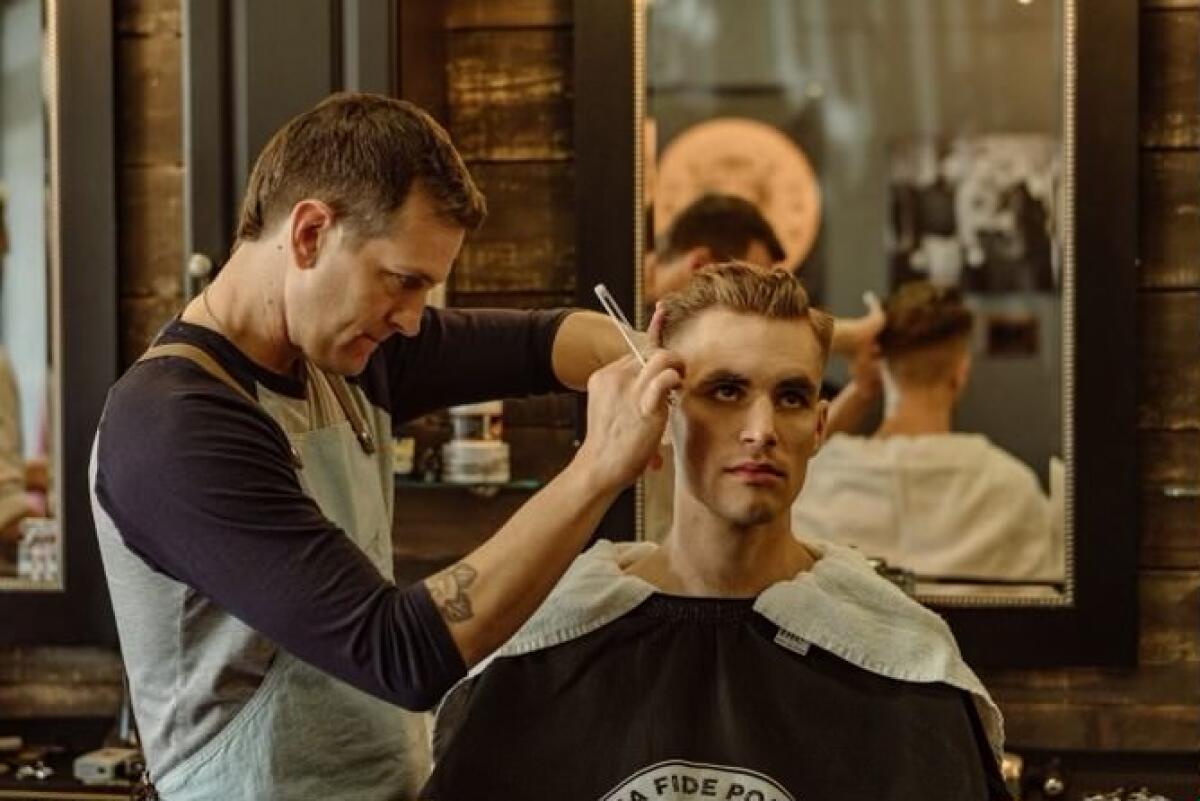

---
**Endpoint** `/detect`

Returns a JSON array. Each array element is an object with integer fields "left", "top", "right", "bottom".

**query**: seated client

[
  {"left": 421, "top": 264, "right": 1008, "bottom": 800},
  {"left": 792, "top": 281, "right": 1061, "bottom": 582}
]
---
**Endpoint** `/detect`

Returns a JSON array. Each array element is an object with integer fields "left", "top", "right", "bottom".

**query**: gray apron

[{"left": 140, "top": 344, "right": 430, "bottom": 800}]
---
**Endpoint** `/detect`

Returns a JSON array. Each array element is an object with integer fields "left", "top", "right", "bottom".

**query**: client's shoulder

[{"left": 494, "top": 540, "right": 658, "bottom": 658}]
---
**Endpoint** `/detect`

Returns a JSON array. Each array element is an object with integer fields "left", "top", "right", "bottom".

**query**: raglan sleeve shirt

[{"left": 93, "top": 307, "right": 572, "bottom": 711}]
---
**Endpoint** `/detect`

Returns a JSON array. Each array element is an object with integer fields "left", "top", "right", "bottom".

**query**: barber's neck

[
  {"left": 181, "top": 239, "right": 302, "bottom": 377},
  {"left": 876, "top": 385, "right": 954, "bottom": 437},
  {"left": 632, "top": 494, "right": 815, "bottom": 598}
]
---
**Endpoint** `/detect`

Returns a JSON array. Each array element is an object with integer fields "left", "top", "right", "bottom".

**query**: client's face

[{"left": 670, "top": 308, "right": 827, "bottom": 527}]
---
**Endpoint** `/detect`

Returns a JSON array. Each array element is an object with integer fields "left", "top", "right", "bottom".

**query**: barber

[{"left": 89, "top": 93, "right": 681, "bottom": 800}]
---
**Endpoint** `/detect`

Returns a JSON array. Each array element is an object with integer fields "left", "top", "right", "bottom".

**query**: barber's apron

[{"left": 145, "top": 346, "right": 430, "bottom": 801}]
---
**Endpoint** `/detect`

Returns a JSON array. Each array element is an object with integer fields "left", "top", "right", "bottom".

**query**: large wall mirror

[
  {"left": 0, "top": 0, "right": 57, "bottom": 591},
  {"left": 576, "top": 0, "right": 1138, "bottom": 667},
  {"left": 0, "top": 0, "right": 116, "bottom": 642},
  {"left": 643, "top": 0, "right": 1066, "bottom": 604}
]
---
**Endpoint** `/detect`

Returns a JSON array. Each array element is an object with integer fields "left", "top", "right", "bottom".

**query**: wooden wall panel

[
  {"left": 1140, "top": 151, "right": 1200, "bottom": 288},
  {"left": 1140, "top": 9, "right": 1200, "bottom": 148},
  {"left": 1140, "top": 429, "right": 1200, "bottom": 569},
  {"left": 116, "top": 33, "right": 183, "bottom": 167},
  {"left": 447, "top": 0, "right": 572, "bottom": 30},
  {"left": 119, "top": 165, "right": 184, "bottom": 298},
  {"left": 1138, "top": 290, "right": 1200, "bottom": 430},
  {"left": 117, "top": 0, "right": 181, "bottom": 36},
  {"left": 454, "top": 161, "right": 576, "bottom": 295},
  {"left": 116, "top": 0, "right": 184, "bottom": 369},
  {"left": 447, "top": 29, "right": 573, "bottom": 161},
  {"left": 985, "top": 572, "right": 1200, "bottom": 750}
]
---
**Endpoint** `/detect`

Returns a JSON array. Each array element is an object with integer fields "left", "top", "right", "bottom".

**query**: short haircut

[
  {"left": 879, "top": 281, "right": 974, "bottom": 386},
  {"left": 659, "top": 261, "right": 833, "bottom": 364},
  {"left": 657, "top": 194, "right": 785, "bottom": 263},
  {"left": 235, "top": 92, "right": 486, "bottom": 246}
]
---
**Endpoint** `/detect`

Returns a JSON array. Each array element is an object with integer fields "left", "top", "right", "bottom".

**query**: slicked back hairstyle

[
  {"left": 659, "top": 261, "right": 833, "bottom": 364},
  {"left": 657, "top": 194, "right": 785, "bottom": 263},
  {"left": 235, "top": 92, "right": 486, "bottom": 248}
]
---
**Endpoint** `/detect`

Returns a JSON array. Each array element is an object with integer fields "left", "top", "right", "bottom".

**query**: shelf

[{"left": 393, "top": 477, "right": 543, "bottom": 495}]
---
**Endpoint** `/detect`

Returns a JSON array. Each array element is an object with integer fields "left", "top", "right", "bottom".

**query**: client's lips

[{"left": 725, "top": 461, "right": 786, "bottom": 479}]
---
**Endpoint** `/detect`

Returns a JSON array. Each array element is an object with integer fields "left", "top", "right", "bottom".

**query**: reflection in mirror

[
  {"left": 0, "top": 0, "right": 58, "bottom": 590},
  {"left": 641, "top": 0, "right": 1068, "bottom": 604}
]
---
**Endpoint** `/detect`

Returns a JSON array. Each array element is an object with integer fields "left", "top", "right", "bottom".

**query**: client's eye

[
  {"left": 777, "top": 390, "right": 809, "bottom": 409},
  {"left": 711, "top": 383, "right": 743, "bottom": 402}
]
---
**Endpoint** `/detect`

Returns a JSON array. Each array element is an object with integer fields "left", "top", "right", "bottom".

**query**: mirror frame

[
  {"left": 0, "top": 0, "right": 118, "bottom": 644},
  {"left": 575, "top": 0, "right": 1138, "bottom": 668}
]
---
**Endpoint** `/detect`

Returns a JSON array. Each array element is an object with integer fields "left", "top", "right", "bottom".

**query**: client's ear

[
  {"left": 950, "top": 352, "right": 972, "bottom": 396},
  {"left": 812, "top": 398, "right": 831, "bottom": 453}
]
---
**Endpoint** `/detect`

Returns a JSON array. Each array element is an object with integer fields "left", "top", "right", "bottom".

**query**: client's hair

[
  {"left": 879, "top": 281, "right": 974, "bottom": 388},
  {"left": 659, "top": 261, "right": 833, "bottom": 363}
]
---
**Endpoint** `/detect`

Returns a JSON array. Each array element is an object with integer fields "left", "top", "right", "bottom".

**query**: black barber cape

[{"left": 422, "top": 595, "right": 1009, "bottom": 800}]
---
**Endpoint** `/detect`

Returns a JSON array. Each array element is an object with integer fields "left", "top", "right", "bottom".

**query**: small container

[
  {"left": 448, "top": 401, "right": 504, "bottom": 442},
  {"left": 442, "top": 401, "right": 509, "bottom": 485},
  {"left": 391, "top": 437, "right": 415, "bottom": 475}
]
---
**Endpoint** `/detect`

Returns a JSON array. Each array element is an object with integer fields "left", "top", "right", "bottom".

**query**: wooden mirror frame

[{"left": 574, "top": 0, "right": 1138, "bottom": 668}]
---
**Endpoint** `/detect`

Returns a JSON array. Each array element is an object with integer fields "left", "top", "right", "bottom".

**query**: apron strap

[
  {"left": 320, "top": 368, "right": 377, "bottom": 455},
  {"left": 138, "top": 342, "right": 305, "bottom": 470}
]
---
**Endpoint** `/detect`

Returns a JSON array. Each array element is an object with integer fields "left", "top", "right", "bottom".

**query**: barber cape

[
  {"left": 793, "top": 433, "right": 1062, "bottom": 582},
  {"left": 422, "top": 540, "right": 1008, "bottom": 801}
]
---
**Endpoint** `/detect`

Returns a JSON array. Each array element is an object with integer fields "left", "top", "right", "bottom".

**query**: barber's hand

[
  {"left": 575, "top": 350, "right": 683, "bottom": 494},
  {"left": 831, "top": 291, "right": 885, "bottom": 359},
  {"left": 574, "top": 305, "right": 683, "bottom": 493}
]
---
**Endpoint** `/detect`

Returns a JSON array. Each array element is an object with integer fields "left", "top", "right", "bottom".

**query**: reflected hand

[{"left": 831, "top": 291, "right": 885, "bottom": 359}]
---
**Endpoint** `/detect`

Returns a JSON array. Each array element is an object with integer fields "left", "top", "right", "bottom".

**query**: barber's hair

[
  {"left": 879, "top": 281, "right": 974, "bottom": 386},
  {"left": 659, "top": 261, "right": 833, "bottom": 364},
  {"left": 657, "top": 194, "right": 785, "bottom": 264},
  {"left": 235, "top": 92, "right": 486, "bottom": 246}
]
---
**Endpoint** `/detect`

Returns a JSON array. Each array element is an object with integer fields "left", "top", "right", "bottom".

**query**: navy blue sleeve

[
  {"left": 376, "top": 306, "right": 573, "bottom": 422},
  {"left": 94, "top": 360, "right": 465, "bottom": 711}
]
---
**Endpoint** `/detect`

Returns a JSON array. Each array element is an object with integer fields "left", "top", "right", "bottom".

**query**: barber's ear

[
  {"left": 288, "top": 199, "right": 337, "bottom": 270},
  {"left": 685, "top": 246, "right": 714, "bottom": 272}
]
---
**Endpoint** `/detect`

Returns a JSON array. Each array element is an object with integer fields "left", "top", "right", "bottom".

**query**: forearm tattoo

[{"left": 428, "top": 561, "right": 478, "bottom": 624}]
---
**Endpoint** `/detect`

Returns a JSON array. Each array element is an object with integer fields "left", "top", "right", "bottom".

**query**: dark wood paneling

[
  {"left": 504, "top": 394, "right": 577, "bottom": 428},
  {"left": 1140, "top": 151, "right": 1200, "bottom": 288},
  {"left": 117, "top": 0, "right": 182, "bottom": 36},
  {"left": 1144, "top": 0, "right": 1200, "bottom": 10},
  {"left": 1140, "top": 9, "right": 1200, "bottom": 148},
  {"left": 0, "top": 647, "right": 122, "bottom": 718},
  {"left": 983, "top": 571, "right": 1200, "bottom": 750},
  {"left": 1138, "top": 290, "right": 1200, "bottom": 430},
  {"left": 449, "top": 290, "right": 576, "bottom": 309},
  {"left": 121, "top": 295, "right": 181, "bottom": 368},
  {"left": 446, "top": 0, "right": 572, "bottom": 30},
  {"left": 119, "top": 165, "right": 184, "bottom": 298},
  {"left": 1140, "top": 430, "right": 1200, "bottom": 569},
  {"left": 447, "top": 29, "right": 572, "bottom": 161},
  {"left": 453, "top": 161, "right": 576, "bottom": 293},
  {"left": 117, "top": 32, "right": 182, "bottom": 167}
]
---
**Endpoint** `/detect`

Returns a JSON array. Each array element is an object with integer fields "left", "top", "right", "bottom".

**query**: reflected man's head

[
  {"left": 659, "top": 263, "right": 832, "bottom": 528},
  {"left": 879, "top": 281, "right": 975, "bottom": 403},
  {"left": 647, "top": 194, "right": 786, "bottom": 304}
]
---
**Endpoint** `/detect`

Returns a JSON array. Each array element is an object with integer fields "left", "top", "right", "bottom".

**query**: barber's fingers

[
  {"left": 633, "top": 348, "right": 685, "bottom": 395},
  {"left": 646, "top": 302, "right": 667, "bottom": 349},
  {"left": 639, "top": 366, "right": 683, "bottom": 417}
]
